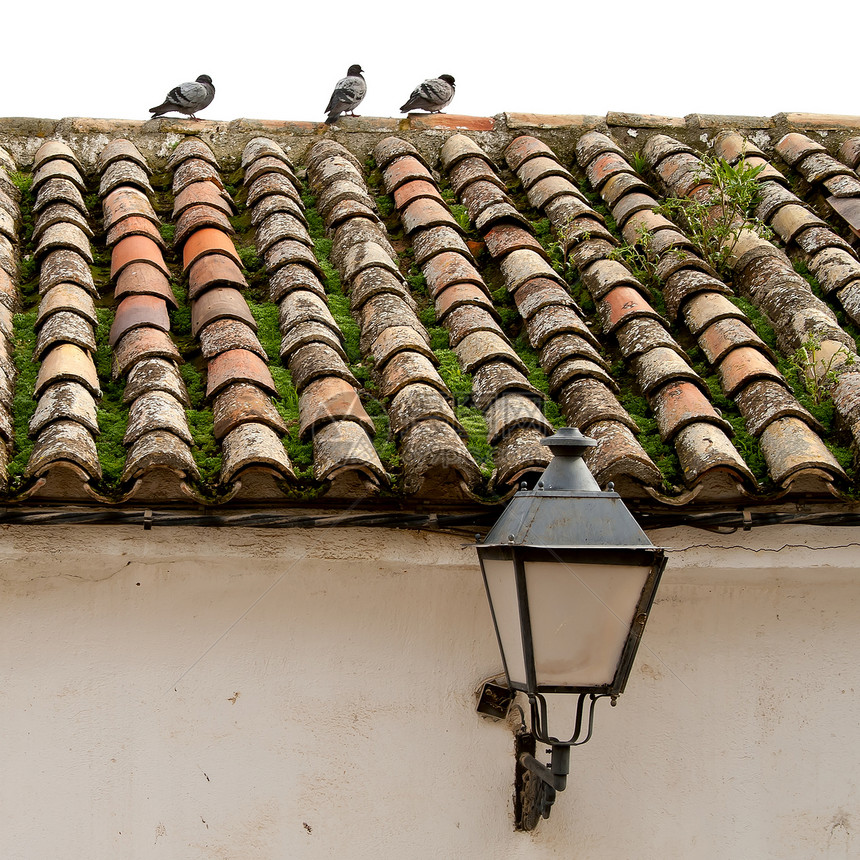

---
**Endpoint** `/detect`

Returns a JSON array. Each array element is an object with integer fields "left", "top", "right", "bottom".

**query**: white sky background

[{"left": 0, "top": 0, "right": 854, "bottom": 123}]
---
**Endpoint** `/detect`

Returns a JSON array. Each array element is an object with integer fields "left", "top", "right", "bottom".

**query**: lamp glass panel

[
  {"left": 481, "top": 559, "right": 527, "bottom": 687},
  {"left": 524, "top": 560, "right": 650, "bottom": 687}
]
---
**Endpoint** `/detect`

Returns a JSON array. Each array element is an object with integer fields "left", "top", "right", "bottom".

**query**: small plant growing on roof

[
  {"left": 656, "top": 154, "right": 772, "bottom": 280},
  {"left": 789, "top": 334, "right": 855, "bottom": 406},
  {"left": 608, "top": 224, "right": 659, "bottom": 287},
  {"left": 630, "top": 151, "right": 649, "bottom": 176}
]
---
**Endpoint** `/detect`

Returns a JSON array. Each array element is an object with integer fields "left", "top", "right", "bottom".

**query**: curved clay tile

[
  {"left": 29, "top": 382, "right": 98, "bottom": 438},
  {"left": 97, "top": 139, "right": 151, "bottom": 175},
  {"left": 115, "top": 263, "right": 177, "bottom": 307},
  {"left": 106, "top": 215, "right": 166, "bottom": 250},
  {"left": 174, "top": 205, "right": 235, "bottom": 247},
  {"left": 244, "top": 156, "right": 300, "bottom": 190},
  {"left": 99, "top": 161, "right": 153, "bottom": 197}
]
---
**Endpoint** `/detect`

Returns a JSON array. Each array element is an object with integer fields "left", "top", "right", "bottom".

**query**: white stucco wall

[{"left": 0, "top": 522, "right": 857, "bottom": 858}]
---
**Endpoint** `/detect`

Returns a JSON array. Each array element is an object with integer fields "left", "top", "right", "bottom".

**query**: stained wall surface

[{"left": 0, "top": 524, "right": 857, "bottom": 858}]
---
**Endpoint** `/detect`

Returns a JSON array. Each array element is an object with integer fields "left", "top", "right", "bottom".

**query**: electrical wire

[{"left": 0, "top": 503, "right": 860, "bottom": 533}]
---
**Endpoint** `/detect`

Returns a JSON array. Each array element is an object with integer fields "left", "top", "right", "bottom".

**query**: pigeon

[
  {"left": 149, "top": 75, "right": 215, "bottom": 121},
  {"left": 324, "top": 65, "right": 366, "bottom": 125},
  {"left": 400, "top": 75, "right": 456, "bottom": 114}
]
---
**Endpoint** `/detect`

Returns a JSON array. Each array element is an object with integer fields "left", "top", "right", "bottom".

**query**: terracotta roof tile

[
  {"left": 96, "top": 139, "right": 151, "bottom": 174},
  {"left": 4, "top": 118, "right": 860, "bottom": 507},
  {"left": 106, "top": 215, "right": 166, "bottom": 250},
  {"left": 263, "top": 241, "right": 326, "bottom": 282},
  {"left": 614, "top": 316, "right": 685, "bottom": 359},
  {"left": 199, "top": 319, "right": 267, "bottom": 360},
  {"left": 33, "top": 140, "right": 82, "bottom": 172},
  {"left": 244, "top": 155, "right": 300, "bottom": 190},
  {"left": 697, "top": 318, "right": 772, "bottom": 365},
  {"left": 99, "top": 161, "right": 153, "bottom": 197},
  {"left": 401, "top": 197, "right": 462, "bottom": 234},
  {"left": 582, "top": 420, "right": 662, "bottom": 491},
  {"left": 331, "top": 219, "right": 396, "bottom": 266},
  {"left": 598, "top": 285, "right": 664, "bottom": 334},
  {"left": 110, "top": 235, "right": 170, "bottom": 281},
  {"left": 36, "top": 283, "right": 98, "bottom": 329},
  {"left": 279, "top": 320, "right": 346, "bottom": 362},
  {"left": 651, "top": 381, "right": 733, "bottom": 442},
  {"left": 513, "top": 277, "right": 576, "bottom": 320},
  {"left": 32, "top": 159, "right": 86, "bottom": 194},
  {"left": 378, "top": 351, "right": 448, "bottom": 400},
  {"left": 447, "top": 157, "right": 507, "bottom": 196},
  {"left": 174, "top": 205, "right": 235, "bottom": 246},
  {"left": 443, "top": 305, "right": 504, "bottom": 347},
  {"left": 682, "top": 292, "right": 747, "bottom": 336},
  {"left": 173, "top": 181, "right": 235, "bottom": 220},
  {"left": 298, "top": 376, "right": 374, "bottom": 439},
  {"left": 586, "top": 152, "right": 635, "bottom": 190},
  {"left": 601, "top": 172, "right": 651, "bottom": 208},
  {"left": 372, "top": 137, "right": 429, "bottom": 171},
  {"left": 557, "top": 378, "right": 637, "bottom": 433},
  {"left": 212, "top": 382, "right": 288, "bottom": 440},
  {"left": 310, "top": 420, "right": 386, "bottom": 487},
  {"left": 246, "top": 172, "right": 301, "bottom": 208},
  {"left": 32, "top": 178, "right": 86, "bottom": 214},
  {"left": 124, "top": 358, "right": 189, "bottom": 406},
  {"left": 288, "top": 342, "right": 355, "bottom": 391},
  {"left": 172, "top": 159, "right": 224, "bottom": 195},
  {"left": 115, "top": 262, "right": 177, "bottom": 307},
  {"left": 26, "top": 419, "right": 101, "bottom": 481},
  {"left": 205, "top": 348, "right": 276, "bottom": 399},
  {"left": 33, "top": 202, "right": 93, "bottom": 243},
  {"left": 124, "top": 390, "right": 194, "bottom": 446},
  {"left": 434, "top": 281, "right": 497, "bottom": 319},
  {"left": 316, "top": 179, "right": 376, "bottom": 221},
  {"left": 371, "top": 325, "right": 437, "bottom": 368},
  {"left": 122, "top": 430, "right": 199, "bottom": 483},
  {"left": 673, "top": 422, "right": 755, "bottom": 489},
  {"left": 399, "top": 418, "right": 482, "bottom": 496},
  {"left": 575, "top": 131, "right": 626, "bottom": 164},
  {"left": 220, "top": 422, "right": 294, "bottom": 484},
  {"left": 759, "top": 416, "right": 844, "bottom": 485},
  {"left": 112, "top": 327, "right": 180, "bottom": 378},
  {"left": 182, "top": 227, "right": 243, "bottom": 271},
  {"left": 735, "top": 379, "right": 821, "bottom": 437},
  {"left": 527, "top": 175, "right": 588, "bottom": 210},
  {"left": 102, "top": 187, "right": 157, "bottom": 232},
  {"left": 109, "top": 294, "right": 171, "bottom": 346},
  {"left": 35, "top": 343, "right": 100, "bottom": 397},
  {"left": 411, "top": 225, "right": 475, "bottom": 265},
  {"left": 382, "top": 157, "right": 433, "bottom": 194},
  {"left": 29, "top": 381, "right": 98, "bottom": 438},
  {"left": 388, "top": 383, "right": 460, "bottom": 437},
  {"left": 490, "top": 426, "right": 553, "bottom": 489},
  {"left": 839, "top": 137, "right": 860, "bottom": 169},
  {"left": 775, "top": 132, "right": 827, "bottom": 166},
  {"left": 34, "top": 223, "right": 93, "bottom": 261}
]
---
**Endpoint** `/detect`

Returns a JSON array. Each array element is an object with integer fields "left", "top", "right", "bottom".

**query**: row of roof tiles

[{"left": 0, "top": 120, "right": 859, "bottom": 505}]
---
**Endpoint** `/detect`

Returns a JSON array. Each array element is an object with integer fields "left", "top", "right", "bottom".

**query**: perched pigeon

[
  {"left": 324, "top": 65, "right": 366, "bottom": 125},
  {"left": 400, "top": 75, "right": 456, "bottom": 114},
  {"left": 149, "top": 75, "right": 215, "bottom": 120}
]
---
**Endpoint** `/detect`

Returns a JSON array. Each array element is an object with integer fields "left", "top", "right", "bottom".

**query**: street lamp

[{"left": 475, "top": 427, "right": 666, "bottom": 830}]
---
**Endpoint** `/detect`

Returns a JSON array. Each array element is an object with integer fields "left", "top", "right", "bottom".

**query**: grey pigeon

[
  {"left": 149, "top": 75, "right": 215, "bottom": 120},
  {"left": 325, "top": 65, "right": 366, "bottom": 125},
  {"left": 400, "top": 75, "right": 455, "bottom": 113}
]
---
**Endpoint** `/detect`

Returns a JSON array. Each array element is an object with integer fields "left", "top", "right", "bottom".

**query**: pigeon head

[
  {"left": 439, "top": 75, "right": 455, "bottom": 85},
  {"left": 196, "top": 75, "right": 213, "bottom": 85},
  {"left": 347, "top": 65, "right": 364, "bottom": 76}
]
